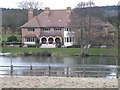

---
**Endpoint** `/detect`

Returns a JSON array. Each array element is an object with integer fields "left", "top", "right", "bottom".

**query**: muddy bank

[
  {"left": 51, "top": 53, "right": 117, "bottom": 57},
  {"left": 0, "top": 76, "right": 118, "bottom": 88},
  {"left": 1, "top": 52, "right": 117, "bottom": 57}
]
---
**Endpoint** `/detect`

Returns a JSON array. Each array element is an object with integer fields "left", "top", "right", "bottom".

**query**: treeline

[
  {"left": 101, "top": 5, "right": 119, "bottom": 11},
  {"left": 1, "top": 5, "right": 119, "bottom": 34},
  {"left": 2, "top": 8, "right": 43, "bottom": 34},
  {"left": 106, "top": 15, "right": 119, "bottom": 28},
  {"left": 103, "top": 6, "right": 119, "bottom": 28}
]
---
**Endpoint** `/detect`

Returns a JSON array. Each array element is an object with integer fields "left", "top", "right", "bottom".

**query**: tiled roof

[{"left": 21, "top": 9, "right": 71, "bottom": 28}]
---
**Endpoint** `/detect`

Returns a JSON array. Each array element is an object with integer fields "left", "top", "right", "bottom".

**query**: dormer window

[
  {"left": 42, "top": 28, "right": 50, "bottom": 31},
  {"left": 54, "top": 28, "right": 62, "bottom": 31},
  {"left": 59, "top": 19, "right": 62, "bottom": 22},
  {"left": 47, "top": 19, "right": 51, "bottom": 22},
  {"left": 27, "top": 28, "right": 35, "bottom": 32},
  {"left": 97, "top": 27, "right": 103, "bottom": 31}
]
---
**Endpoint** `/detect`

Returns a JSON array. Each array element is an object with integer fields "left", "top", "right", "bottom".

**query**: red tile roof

[{"left": 21, "top": 9, "right": 71, "bottom": 28}]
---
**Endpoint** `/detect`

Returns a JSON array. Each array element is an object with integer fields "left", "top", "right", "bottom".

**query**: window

[
  {"left": 64, "top": 37, "right": 74, "bottom": 43},
  {"left": 65, "top": 28, "right": 71, "bottom": 31},
  {"left": 67, "top": 37, "right": 69, "bottom": 42},
  {"left": 70, "top": 37, "right": 72, "bottom": 42},
  {"left": 27, "top": 28, "right": 35, "bottom": 32},
  {"left": 69, "top": 28, "right": 72, "bottom": 31},
  {"left": 73, "top": 37, "right": 75, "bottom": 42},
  {"left": 42, "top": 28, "right": 50, "bottom": 31},
  {"left": 65, "top": 28, "right": 68, "bottom": 31},
  {"left": 54, "top": 28, "right": 62, "bottom": 31},
  {"left": 25, "top": 37, "right": 35, "bottom": 42},
  {"left": 96, "top": 27, "right": 103, "bottom": 31},
  {"left": 64, "top": 37, "right": 66, "bottom": 42}
]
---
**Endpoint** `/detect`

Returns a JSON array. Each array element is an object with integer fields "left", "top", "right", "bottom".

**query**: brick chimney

[
  {"left": 28, "top": 8, "right": 33, "bottom": 21},
  {"left": 45, "top": 7, "right": 50, "bottom": 16},
  {"left": 66, "top": 7, "right": 71, "bottom": 17}
]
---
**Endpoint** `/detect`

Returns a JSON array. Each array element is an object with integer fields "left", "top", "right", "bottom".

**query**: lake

[{"left": 0, "top": 56, "right": 118, "bottom": 78}]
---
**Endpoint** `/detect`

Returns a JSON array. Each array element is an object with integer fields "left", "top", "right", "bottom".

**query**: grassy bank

[{"left": 2, "top": 47, "right": 118, "bottom": 55}]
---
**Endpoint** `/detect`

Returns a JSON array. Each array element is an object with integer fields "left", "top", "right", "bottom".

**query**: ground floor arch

[
  {"left": 40, "top": 36, "right": 62, "bottom": 44},
  {"left": 55, "top": 37, "right": 61, "bottom": 44},
  {"left": 41, "top": 37, "right": 47, "bottom": 44},
  {"left": 48, "top": 37, "right": 54, "bottom": 44}
]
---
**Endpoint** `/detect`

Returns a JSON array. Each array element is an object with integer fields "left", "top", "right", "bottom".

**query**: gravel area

[{"left": 0, "top": 76, "right": 118, "bottom": 89}]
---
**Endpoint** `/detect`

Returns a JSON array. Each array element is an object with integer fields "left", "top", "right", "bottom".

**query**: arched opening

[
  {"left": 41, "top": 38, "right": 47, "bottom": 44},
  {"left": 55, "top": 37, "right": 61, "bottom": 44},
  {"left": 48, "top": 38, "right": 53, "bottom": 44}
]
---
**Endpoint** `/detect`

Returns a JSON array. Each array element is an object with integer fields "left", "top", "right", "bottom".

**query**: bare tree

[
  {"left": 17, "top": 0, "right": 42, "bottom": 9},
  {"left": 69, "top": 1, "right": 105, "bottom": 55}
]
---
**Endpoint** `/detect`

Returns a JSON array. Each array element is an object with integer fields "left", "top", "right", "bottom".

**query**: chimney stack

[
  {"left": 45, "top": 7, "right": 50, "bottom": 16},
  {"left": 66, "top": 7, "right": 71, "bottom": 17},
  {"left": 66, "top": 7, "right": 71, "bottom": 12},
  {"left": 28, "top": 8, "right": 33, "bottom": 21}
]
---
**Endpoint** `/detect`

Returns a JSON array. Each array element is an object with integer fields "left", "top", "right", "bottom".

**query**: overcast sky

[{"left": 0, "top": 0, "right": 119, "bottom": 9}]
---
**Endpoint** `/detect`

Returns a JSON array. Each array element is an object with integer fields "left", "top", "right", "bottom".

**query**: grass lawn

[
  {"left": 2, "top": 48, "right": 118, "bottom": 55},
  {"left": 2, "top": 35, "right": 22, "bottom": 41}
]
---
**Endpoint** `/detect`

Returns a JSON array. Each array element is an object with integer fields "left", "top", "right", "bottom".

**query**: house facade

[
  {"left": 21, "top": 7, "right": 75, "bottom": 48},
  {"left": 21, "top": 7, "right": 116, "bottom": 48}
]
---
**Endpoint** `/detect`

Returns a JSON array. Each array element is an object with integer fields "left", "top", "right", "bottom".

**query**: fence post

[
  {"left": 11, "top": 65, "right": 13, "bottom": 76},
  {"left": 116, "top": 58, "right": 119, "bottom": 78},
  {"left": 30, "top": 64, "right": 33, "bottom": 76},
  {"left": 48, "top": 65, "right": 51, "bottom": 76},
  {"left": 116, "top": 67, "right": 119, "bottom": 78},
  {"left": 83, "top": 66, "right": 85, "bottom": 77},
  {"left": 99, "top": 58, "right": 102, "bottom": 77},
  {"left": 66, "top": 66, "right": 69, "bottom": 77},
  {"left": 30, "top": 64, "right": 33, "bottom": 70}
]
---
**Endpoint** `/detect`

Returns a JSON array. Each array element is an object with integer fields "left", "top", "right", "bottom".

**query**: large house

[
  {"left": 21, "top": 7, "right": 75, "bottom": 48},
  {"left": 21, "top": 7, "right": 116, "bottom": 48}
]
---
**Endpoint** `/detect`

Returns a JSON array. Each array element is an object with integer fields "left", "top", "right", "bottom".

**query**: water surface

[{"left": 0, "top": 56, "right": 118, "bottom": 78}]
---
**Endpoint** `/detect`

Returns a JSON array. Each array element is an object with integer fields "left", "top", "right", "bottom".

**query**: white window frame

[
  {"left": 25, "top": 37, "right": 35, "bottom": 42},
  {"left": 27, "top": 28, "right": 35, "bottom": 32}
]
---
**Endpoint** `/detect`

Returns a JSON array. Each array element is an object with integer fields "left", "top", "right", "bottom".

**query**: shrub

[{"left": 7, "top": 35, "right": 17, "bottom": 42}]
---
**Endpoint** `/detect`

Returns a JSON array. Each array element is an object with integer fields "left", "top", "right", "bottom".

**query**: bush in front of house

[{"left": 7, "top": 35, "right": 17, "bottom": 42}]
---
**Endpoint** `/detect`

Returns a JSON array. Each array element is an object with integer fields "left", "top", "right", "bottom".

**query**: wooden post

[
  {"left": 30, "top": 64, "right": 33, "bottom": 76},
  {"left": 10, "top": 59, "right": 13, "bottom": 76},
  {"left": 30, "top": 64, "right": 33, "bottom": 70},
  {"left": 11, "top": 65, "right": 13, "bottom": 76},
  {"left": 116, "top": 58, "right": 119, "bottom": 78},
  {"left": 100, "top": 57, "right": 102, "bottom": 77},
  {"left": 66, "top": 66, "right": 69, "bottom": 77},
  {"left": 83, "top": 66, "right": 85, "bottom": 77},
  {"left": 48, "top": 65, "right": 51, "bottom": 76},
  {"left": 83, "top": 58, "right": 85, "bottom": 77}
]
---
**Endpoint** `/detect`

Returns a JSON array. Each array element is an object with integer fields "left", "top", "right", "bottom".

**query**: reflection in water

[
  {"left": 0, "top": 56, "right": 117, "bottom": 66},
  {"left": 0, "top": 56, "right": 118, "bottom": 78}
]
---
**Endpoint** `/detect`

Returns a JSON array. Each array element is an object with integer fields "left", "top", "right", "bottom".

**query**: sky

[{"left": 0, "top": 0, "right": 119, "bottom": 9}]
